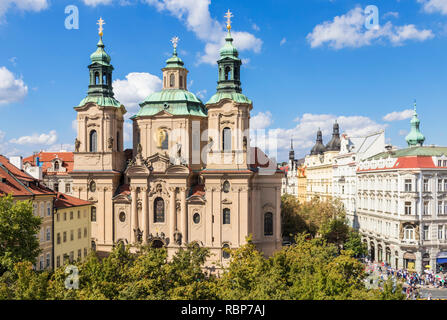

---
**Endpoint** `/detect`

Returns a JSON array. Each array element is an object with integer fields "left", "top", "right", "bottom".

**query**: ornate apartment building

[
  {"left": 332, "top": 131, "right": 386, "bottom": 228},
  {"left": 357, "top": 107, "right": 447, "bottom": 272},
  {"left": 70, "top": 17, "right": 283, "bottom": 268}
]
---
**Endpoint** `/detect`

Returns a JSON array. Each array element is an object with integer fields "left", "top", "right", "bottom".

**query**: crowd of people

[{"left": 363, "top": 259, "right": 447, "bottom": 299}]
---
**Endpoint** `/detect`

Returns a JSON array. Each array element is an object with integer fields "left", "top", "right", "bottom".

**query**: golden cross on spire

[
  {"left": 97, "top": 17, "right": 105, "bottom": 37},
  {"left": 225, "top": 9, "right": 233, "bottom": 30},
  {"left": 171, "top": 36, "right": 179, "bottom": 49}
]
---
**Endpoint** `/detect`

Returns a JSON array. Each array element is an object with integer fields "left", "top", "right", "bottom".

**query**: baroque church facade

[{"left": 71, "top": 18, "right": 283, "bottom": 267}]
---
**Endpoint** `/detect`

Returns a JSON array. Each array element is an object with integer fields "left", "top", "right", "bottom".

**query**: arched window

[
  {"left": 223, "top": 208, "right": 230, "bottom": 225},
  {"left": 179, "top": 75, "right": 183, "bottom": 88},
  {"left": 91, "top": 206, "right": 96, "bottom": 222},
  {"left": 161, "top": 131, "right": 169, "bottom": 150},
  {"left": 170, "top": 74, "right": 175, "bottom": 87},
  {"left": 102, "top": 74, "right": 107, "bottom": 85},
  {"left": 222, "top": 243, "right": 230, "bottom": 259},
  {"left": 116, "top": 131, "right": 120, "bottom": 152},
  {"left": 89, "top": 181, "right": 96, "bottom": 192},
  {"left": 95, "top": 72, "right": 99, "bottom": 85},
  {"left": 89, "top": 130, "right": 97, "bottom": 152},
  {"left": 54, "top": 161, "right": 59, "bottom": 170},
  {"left": 224, "top": 66, "right": 231, "bottom": 80},
  {"left": 91, "top": 240, "right": 96, "bottom": 251},
  {"left": 154, "top": 197, "right": 165, "bottom": 223},
  {"left": 404, "top": 225, "right": 414, "bottom": 240},
  {"left": 222, "top": 127, "right": 231, "bottom": 152},
  {"left": 264, "top": 212, "right": 273, "bottom": 236}
]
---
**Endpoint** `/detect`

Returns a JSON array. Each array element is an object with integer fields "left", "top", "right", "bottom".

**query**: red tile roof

[
  {"left": 54, "top": 192, "right": 91, "bottom": 209},
  {"left": 115, "top": 184, "right": 130, "bottom": 196},
  {"left": 358, "top": 156, "right": 436, "bottom": 172},
  {"left": 23, "top": 152, "right": 74, "bottom": 175},
  {"left": 189, "top": 185, "right": 205, "bottom": 198},
  {"left": 0, "top": 155, "right": 55, "bottom": 197}
]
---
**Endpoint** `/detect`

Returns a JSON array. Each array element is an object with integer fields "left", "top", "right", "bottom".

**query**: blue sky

[{"left": 0, "top": 0, "right": 446, "bottom": 162}]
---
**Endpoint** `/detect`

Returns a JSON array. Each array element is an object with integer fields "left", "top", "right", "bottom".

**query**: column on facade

[
  {"left": 142, "top": 187, "right": 148, "bottom": 243},
  {"left": 131, "top": 187, "right": 137, "bottom": 243},
  {"left": 169, "top": 187, "right": 176, "bottom": 244},
  {"left": 180, "top": 188, "right": 187, "bottom": 245},
  {"left": 275, "top": 186, "right": 281, "bottom": 247}
]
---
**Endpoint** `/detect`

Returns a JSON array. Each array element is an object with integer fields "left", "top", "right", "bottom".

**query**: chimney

[{"left": 9, "top": 156, "right": 23, "bottom": 170}]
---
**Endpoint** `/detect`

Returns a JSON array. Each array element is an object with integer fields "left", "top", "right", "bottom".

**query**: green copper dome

[
  {"left": 405, "top": 103, "right": 425, "bottom": 147},
  {"left": 90, "top": 37, "right": 111, "bottom": 66},
  {"left": 219, "top": 30, "right": 239, "bottom": 58},
  {"left": 165, "top": 48, "right": 185, "bottom": 68},
  {"left": 206, "top": 92, "right": 252, "bottom": 105},
  {"left": 133, "top": 89, "right": 207, "bottom": 118}
]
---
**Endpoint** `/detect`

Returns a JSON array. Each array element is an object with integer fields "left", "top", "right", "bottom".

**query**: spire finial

[
  {"left": 414, "top": 99, "right": 417, "bottom": 112},
  {"left": 171, "top": 36, "right": 179, "bottom": 55},
  {"left": 97, "top": 17, "right": 105, "bottom": 38},
  {"left": 225, "top": 9, "right": 233, "bottom": 31}
]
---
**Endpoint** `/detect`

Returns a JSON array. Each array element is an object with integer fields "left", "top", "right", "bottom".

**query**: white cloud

[
  {"left": 280, "top": 38, "right": 287, "bottom": 46},
  {"left": 0, "top": 66, "right": 28, "bottom": 105},
  {"left": 418, "top": 0, "right": 447, "bottom": 15},
  {"left": 195, "top": 89, "right": 207, "bottom": 100},
  {"left": 399, "top": 129, "right": 408, "bottom": 136},
  {"left": 250, "top": 111, "right": 273, "bottom": 130},
  {"left": 0, "top": 0, "right": 48, "bottom": 21},
  {"left": 45, "top": 143, "right": 75, "bottom": 152},
  {"left": 252, "top": 23, "right": 260, "bottom": 31},
  {"left": 383, "top": 109, "right": 414, "bottom": 121},
  {"left": 113, "top": 72, "right": 162, "bottom": 111},
  {"left": 123, "top": 121, "right": 133, "bottom": 143},
  {"left": 10, "top": 130, "right": 58, "bottom": 145},
  {"left": 82, "top": 0, "right": 113, "bottom": 6},
  {"left": 307, "top": 6, "right": 434, "bottom": 49},
  {"left": 383, "top": 11, "right": 399, "bottom": 19},
  {"left": 144, "top": 0, "right": 262, "bottom": 65}
]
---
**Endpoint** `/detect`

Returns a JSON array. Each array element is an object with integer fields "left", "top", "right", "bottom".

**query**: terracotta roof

[
  {"left": 54, "top": 192, "right": 92, "bottom": 209},
  {"left": 358, "top": 156, "right": 437, "bottom": 172},
  {"left": 0, "top": 155, "right": 56, "bottom": 197},
  {"left": 23, "top": 152, "right": 74, "bottom": 175},
  {"left": 188, "top": 185, "right": 205, "bottom": 198},
  {"left": 115, "top": 184, "right": 130, "bottom": 197}
]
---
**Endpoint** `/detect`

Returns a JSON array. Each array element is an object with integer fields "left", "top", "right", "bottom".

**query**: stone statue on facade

[
  {"left": 134, "top": 228, "right": 143, "bottom": 244},
  {"left": 75, "top": 138, "right": 81, "bottom": 152},
  {"left": 174, "top": 229, "right": 182, "bottom": 245},
  {"left": 108, "top": 137, "right": 114, "bottom": 149}
]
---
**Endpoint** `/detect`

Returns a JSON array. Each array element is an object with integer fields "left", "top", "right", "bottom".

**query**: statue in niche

[
  {"left": 208, "top": 137, "right": 214, "bottom": 153},
  {"left": 137, "top": 143, "right": 143, "bottom": 155},
  {"left": 243, "top": 136, "right": 247, "bottom": 151},
  {"left": 174, "top": 229, "right": 182, "bottom": 245},
  {"left": 75, "top": 138, "right": 81, "bottom": 152},
  {"left": 108, "top": 137, "right": 114, "bottom": 149},
  {"left": 134, "top": 228, "right": 143, "bottom": 244}
]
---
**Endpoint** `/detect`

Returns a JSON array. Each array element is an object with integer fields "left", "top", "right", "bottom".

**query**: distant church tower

[
  {"left": 405, "top": 102, "right": 425, "bottom": 147},
  {"left": 72, "top": 19, "right": 127, "bottom": 252}
]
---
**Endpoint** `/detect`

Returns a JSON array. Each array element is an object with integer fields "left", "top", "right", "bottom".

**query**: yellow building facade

[{"left": 54, "top": 193, "right": 92, "bottom": 268}]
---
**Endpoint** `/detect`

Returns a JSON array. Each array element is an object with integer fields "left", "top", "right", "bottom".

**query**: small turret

[
  {"left": 310, "top": 129, "right": 326, "bottom": 155},
  {"left": 405, "top": 101, "right": 425, "bottom": 147},
  {"left": 326, "top": 121, "right": 341, "bottom": 151}
]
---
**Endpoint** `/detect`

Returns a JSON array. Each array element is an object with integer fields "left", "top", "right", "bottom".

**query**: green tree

[
  {"left": 0, "top": 195, "right": 42, "bottom": 274},
  {"left": 343, "top": 229, "right": 367, "bottom": 257}
]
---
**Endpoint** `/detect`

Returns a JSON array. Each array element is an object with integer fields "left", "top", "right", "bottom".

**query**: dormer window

[{"left": 54, "top": 161, "right": 59, "bottom": 171}]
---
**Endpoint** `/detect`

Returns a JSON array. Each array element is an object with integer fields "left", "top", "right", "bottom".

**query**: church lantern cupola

[
  {"left": 162, "top": 36, "right": 188, "bottom": 90},
  {"left": 406, "top": 101, "right": 425, "bottom": 147},
  {"left": 216, "top": 10, "right": 242, "bottom": 94},
  {"left": 87, "top": 18, "right": 114, "bottom": 99}
]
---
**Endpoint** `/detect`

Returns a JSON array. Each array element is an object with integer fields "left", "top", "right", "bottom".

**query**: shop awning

[
  {"left": 437, "top": 252, "right": 447, "bottom": 259},
  {"left": 403, "top": 252, "right": 416, "bottom": 260},
  {"left": 437, "top": 258, "right": 447, "bottom": 264}
]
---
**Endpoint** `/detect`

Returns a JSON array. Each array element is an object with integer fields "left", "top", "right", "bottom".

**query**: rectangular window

[
  {"left": 439, "top": 201, "right": 443, "bottom": 215},
  {"left": 444, "top": 203, "right": 447, "bottom": 215},
  {"left": 423, "top": 179, "right": 429, "bottom": 192},
  {"left": 46, "top": 228, "right": 51, "bottom": 241},
  {"left": 405, "top": 179, "right": 412, "bottom": 192},
  {"left": 56, "top": 213, "right": 60, "bottom": 222},
  {"left": 439, "top": 225, "right": 444, "bottom": 240},
  {"left": 444, "top": 179, "right": 447, "bottom": 192},
  {"left": 57, "top": 233, "right": 61, "bottom": 245},
  {"left": 84, "top": 227, "right": 87, "bottom": 238},
  {"left": 63, "top": 212, "right": 67, "bottom": 221},
  {"left": 69, "top": 251, "right": 74, "bottom": 263},
  {"left": 84, "top": 248, "right": 88, "bottom": 257},
  {"left": 70, "top": 230, "right": 74, "bottom": 241},
  {"left": 47, "top": 203, "right": 51, "bottom": 216},
  {"left": 444, "top": 160, "right": 447, "bottom": 167},
  {"left": 424, "top": 201, "right": 430, "bottom": 215},
  {"left": 77, "top": 211, "right": 80, "bottom": 219},
  {"left": 424, "top": 226, "right": 429, "bottom": 240},
  {"left": 39, "top": 256, "right": 44, "bottom": 270},
  {"left": 63, "top": 232, "right": 67, "bottom": 243},
  {"left": 46, "top": 253, "right": 50, "bottom": 268},
  {"left": 65, "top": 184, "right": 71, "bottom": 193},
  {"left": 439, "top": 160, "right": 443, "bottom": 167},
  {"left": 70, "top": 211, "right": 73, "bottom": 220},
  {"left": 56, "top": 256, "right": 60, "bottom": 268},
  {"left": 78, "top": 249, "right": 82, "bottom": 260},
  {"left": 78, "top": 228, "right": 81, "bottom": 239},
  {"left": 439, "top": 179, "right": 443, "bottom": 192},
  {"left": 405, "top": 202, "right": 412, "bottom": 215}
]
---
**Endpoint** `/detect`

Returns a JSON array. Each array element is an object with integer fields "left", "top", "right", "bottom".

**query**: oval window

[
  {"left": 119, "top": 212, "right": 126, "bottom": 222},
  {"left": 223, "top": 180, "right": 230, "bottom": 193},
  {"left": 193, "top": 212, "right": 200, "bottom": 224},
  {"left": 222, "top": 244, "right": 230, "bottom": 259},
  {"left": 89, "top": 181, "right": 96, "bottom": 192}
]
